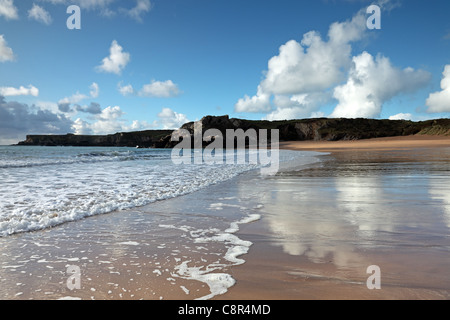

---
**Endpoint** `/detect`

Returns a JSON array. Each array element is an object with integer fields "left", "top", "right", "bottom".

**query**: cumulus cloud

[
  {"left": 0, "top": 96, "right": 74, "bottom": 144},
  {"left": 40, "top": 0, "right": 115, "bottom": 10},
  {"left": 72, "top": 106, "right": 125, "bottom": 135},
  {"left": 0, "top": 0, "right": 18, "bottom": 20},
  {"left": 89, "top": 106, "right": 125, "bottom": 133},
  {"left": 72, "top": 105, "right": 169, "bottom": 135},
  {"left": 0, "top": 85, "right": 39, "bottom": 97},
  {"left": 388, "top": 113, "right": 413, "bottom": 121},
  {"left": 40, "top": 0, "right": 151, "bottom": 22},
  {"left": 262, "top": 13, "right": 366, "bottom": 96},
  {"left": 71, "top": 118, "right": 92, "bottom": 135},
  {"left": 58, "top": 82, "right": 100, "bottom": 112},
  {"left": 119, "top": 80, "right": 182, "bottom": 98},
  {"left": 235, "top": 5, "right": 430, "bottom": 120},
  {"left": 96, "top": 40, "right": 130, "bottom": 75},
  {"left": 28, "top": 3, "right": 52, "bottom": 25},
  {"left": 425, "top": 65, "right": 450, "bottom": 113},
  {"left": 235, "top": 85, "right": 271, "bottom": 113},
  {"left": 89, "top": 82, "right": 99, "bottom": 98},
  {"left": 264, "top": 92, "right": 330, "bottom": 121},
  {"left": 235, "top": 11, "right": 367, "bottom": 116},
  {"left": 139, "top": 80, "right": 181, "bottom": 98},
  {"left": 330, "top": 52, "right": 431, "bottom": 118},
  {"left": 0, "top": 34, "right": 14, "bottom": 62},
  {"left": 123, "top": 0, "right": 151, "bottom": 22},
  {"left": 118, "top": 82, "right": 135, "bottom": 96},
  {"left": 155, "top": 107, "right": 189, "bottom": 129}
]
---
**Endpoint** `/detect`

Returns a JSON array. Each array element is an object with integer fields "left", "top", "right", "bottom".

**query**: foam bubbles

[{"left": 160, "top": 211, "right": 261, "bottom": 299}]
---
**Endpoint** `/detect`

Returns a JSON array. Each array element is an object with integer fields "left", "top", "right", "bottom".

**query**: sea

[
  {"left": 0, "top": 146, "right": 321, "bottom": 238},
  {"left": 0, "top": 145, "right": 324, "bottom": 300}
]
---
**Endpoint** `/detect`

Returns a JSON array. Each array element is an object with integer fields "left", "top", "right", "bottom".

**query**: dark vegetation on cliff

[{"left": 17, "top": 116, "right": 450, "bottom": 147}]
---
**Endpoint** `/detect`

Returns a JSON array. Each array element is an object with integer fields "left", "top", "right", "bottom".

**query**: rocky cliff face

[
  {"left": 18, "top": 130, "right": 173, "bottom": 148},
  {"left": 16, "top": 117, "right": 450, "bottom": 147},
  {"left": 169, "top": 116, "right": 448, "bottom": 143}
]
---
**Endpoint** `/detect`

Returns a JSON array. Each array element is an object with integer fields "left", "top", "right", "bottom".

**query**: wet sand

[
  {"left": 0, "top": 166, "right": 271, "bottom": 300},
  {"left": 218, "top": 135, "right": 450, "bottom": 300}
]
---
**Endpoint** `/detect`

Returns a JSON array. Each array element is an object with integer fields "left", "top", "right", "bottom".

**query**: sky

[{"left": 0, "top": 0, "right": 450, "bottom": 144}]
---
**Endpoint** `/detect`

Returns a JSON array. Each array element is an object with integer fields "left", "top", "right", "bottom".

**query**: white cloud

[
  {"left": 155, "top": 107, "right": 189, "bottom": 129},
  {"left": 389, "top": 113, "right": 413, "bottom": 121},
  {"left": 28, "top": 3, "right": 52, "bottom": 25},
  {"left": 425, "top": 65, "right": 450, "bottom": 113},
  {"left": 40, "top": 0, "right": 114, "bottom": 10},
  {"left": 119, "top": 80, "right": 182, "bottom": 98},
  {"left": 40, "top": 0, "right": 152, "bottom": 22},
  {"left": 59, "top": 82, "right": 99, "bottom": 104},
  {"left": 264, "top": 92, "right": 330, "bottom": 121},
  {"left": 72, "top": 105, "right": 180, "bottom": 135},
  {"left": 330, "top": 52, "right": 430, "bottom": 118},
  {"left": 235, "top": 85, "right": 271, "bottom": 113},
  {"left": 72, "top": 106, "right": 189, "bottom": 136},
  {"left": 72, "top": 118, "right": 92, "bottom": 135},
  {"left": 0, "top": 0, "right": 18, "bottom": 20},
  {"left": 75, "top": 0, "right": 114, "bottom": 10},
  {"left": 34, "top": 100, "right": 60, "bottom": 114},
  {"left": 97, "top": 105, "right": 123, "bottom": 121},
  {"left": 73, "top": 106, "right": 125, "bottom": 135},
  {"left": 0, "top": 34, "right": 14, "bottom": 62},
  {"left": 58, "top": 92, "right": 87, "bottom": 105},
  {"left": 99, "top": 7, "right": 115, "bottom": 18},
  {"left": 96, "top": 40, "right": 130, "bottom": 75},
  {"left": 125, "top": 0, "right": 151, "bottom": 22},
  {"left": 118, "top": 82, "right": 135, "bottom": 96},
  {"left": 0, "top": 85, "right": 39, "bottom": 97},
  {"left": 89, "top": 82, "right": 99, "bottom": 98},
  {"left": 235, "top": 11, "right": 367, "bottom": 115},
  {"left": 235, "top": 6, "right": 431, "bottom": 120},
  {"left": 128, "top": 119, "right": 153, "bottom": 131},
  {"left": 139, "top": 80, "right": 181, "bottom": 98},
  {"left": 261, "top": 13, "right": 366, "bottom": 96}
]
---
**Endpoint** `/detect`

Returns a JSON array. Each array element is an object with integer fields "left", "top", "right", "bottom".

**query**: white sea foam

[
  {"left": 0, "top": 147, "right": 291, "bottom": 237},
  {"left": 118, "top": 241, "right": 139, "bottom": 246},
  {"left": 58, "top": 296, "right": 82, "bottom": 300},
  {"left": 160, "top": 210, "right": 262, "bottom": 299},
  {"left": 0, "top": 146, "right": 322, "bottom": 237},
  {"left": 174, "top": 261, "right": 235, "bottom": 300}
]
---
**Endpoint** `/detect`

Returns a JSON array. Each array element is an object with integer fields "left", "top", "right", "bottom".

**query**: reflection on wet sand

[
  {"left": 429, "top": 177, "right": 450, "bottom": 228},
  {"left": 261, "top": 177, "right": 363, "bottom": 269},
  {"left": 224, "top": 149, "right": 450, "bottom": 299}
]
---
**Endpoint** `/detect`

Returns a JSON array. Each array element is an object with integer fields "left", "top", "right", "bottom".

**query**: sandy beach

[
  {"left": 0, "top": 135, "right": 449, "bottom": 300},
  {"left": 217, "top": 135, "right": 450, "bottom": 300},
  {"left": 279, "top": 135, "right": 450, "bottom": 152}
]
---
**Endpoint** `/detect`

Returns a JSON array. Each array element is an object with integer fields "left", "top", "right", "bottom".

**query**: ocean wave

[
  {"left": 0, "top": 149, "right": 171, "bottom": 169},
  {"left": 0, "top": 147, "right": 323, "bottom": 237}
]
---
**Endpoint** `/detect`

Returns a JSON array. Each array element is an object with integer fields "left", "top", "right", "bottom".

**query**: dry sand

[{"left": 279, "top": 135, "right": 450, "bottom": 152}]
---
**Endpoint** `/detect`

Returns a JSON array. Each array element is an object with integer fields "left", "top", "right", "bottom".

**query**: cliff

[
  {"left": 17, "top": 117, "right": 450, "bottom": 147},
  {"left": 18, "top": 130, "right": 173, "bottom": 148}
]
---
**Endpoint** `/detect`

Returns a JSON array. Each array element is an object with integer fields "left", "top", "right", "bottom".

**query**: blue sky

[{"left": 0, "top": 0, "right": 450, "bottom": 144}]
